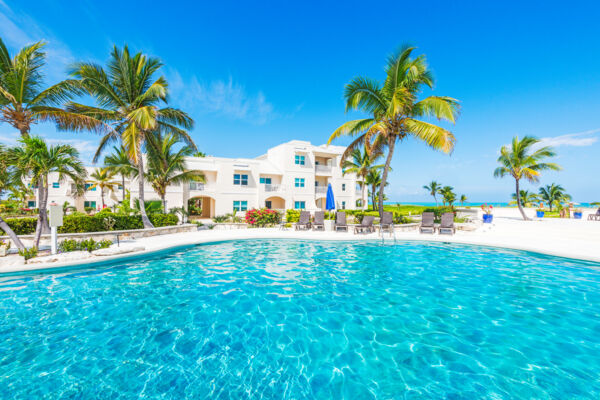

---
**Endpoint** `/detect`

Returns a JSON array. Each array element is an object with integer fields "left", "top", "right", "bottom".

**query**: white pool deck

[{"left": 1, "top": 207, "right": 600, "bottom": 274}]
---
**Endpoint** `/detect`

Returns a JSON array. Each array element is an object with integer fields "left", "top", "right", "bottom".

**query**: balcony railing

[
  {"left": 315, "top": 186, "right": 327, "bottom": 194},
  {"left": 315, "top": 165, "right": 332, "bottom": 174},
  {"left": 189, "top": 182, "right": 206, "bottom": 191},
  {"left": 264, "top": 184, "right": 284, "bottom": 192}
]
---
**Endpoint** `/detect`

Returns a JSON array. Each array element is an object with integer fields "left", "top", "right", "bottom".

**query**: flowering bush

[
  {"left": 245, "top": 208, "right": 281, "bottom": 227},
  {"left": 481, "top": 204, "right": 493, "bottom": 215}
]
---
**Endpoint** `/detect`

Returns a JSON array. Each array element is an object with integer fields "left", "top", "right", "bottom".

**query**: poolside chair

[
  {"left": 295, "top": 211, "right": 311, "bottom": 230},
  {"left": 419, "top": 212, "right": 436, "bottom": 234},
  {"left": 335, "top": 211, "right": 348, "bottom": 232},
  {"left": 380, "top": 211, "right": 394, "bottom": 234},
  {"left": 588, "top": 208, "right": 600, "bottom": 221},
  {"left": 354, "top": 215, "right": 375, "bottom": 234},
  {"left": 438, "top": 212, "right": 456, "bottom": 235},
  {"left": 312, "top": 211, "right": 325, "bottom": 231}
]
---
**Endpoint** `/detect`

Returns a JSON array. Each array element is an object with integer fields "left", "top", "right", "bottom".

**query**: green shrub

[
  {"left": 285, "top": 209, "right": 300, "bottom": 223},
  {"left": 245, "top": 208, "right": 281, "bottom": 227},
  {"left": 58, "top": 238, "right": 112, "bottom": 253},
  {"left": 423, "top": 206, "right": 455, "bottom": 222},
  {"left": 18, "top": 247, "right": 38, "bottom": 260},
  {"left": 1, "top": 218, "right": 37, "bottom": 235},
  {"left": 149, "top": 213, "right": 178, "bottom": 227},
  {"left": 213, "top": 214, "right": 230, "bottom": 223}
]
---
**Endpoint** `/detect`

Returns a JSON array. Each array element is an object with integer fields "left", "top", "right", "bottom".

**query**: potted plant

[
  {"left": 481, "top": 204, "right": 493, "bottom": 223},
  {"left": 536, "top": 208, "right": 545, "bottom": 218},
  {"left": 573, "top": 208, "right": 583, "bottom": 219},
  {"left": 0, "top": 239, "right": 10, "bottom": 257}
]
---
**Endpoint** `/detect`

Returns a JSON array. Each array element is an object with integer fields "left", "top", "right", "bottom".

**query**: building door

[{"left": 265, "top": 200, "right": 272, "bottom": 209}]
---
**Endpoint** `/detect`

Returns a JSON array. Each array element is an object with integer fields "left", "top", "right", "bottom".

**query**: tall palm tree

[
  {"left": 494, "top": 136, "right": 561, "bottom": 220},
  {"left": 365, "top": 169, "right": 387, "bottom": 211},
  {"left": 145, "top": 133, "right": 205, "bottom": 213},
  {"left": 68, "top": 45, "right": 195, "bottom": 228},
  {"left": 423, "top": 180, "right": 442, "bottom": 206},
  {"left": 341, "top": 147, "right": 384, "bottom": 210},
  {"left": 328, "top": 45, "right": 460, "bottom": 216},
  {"left": 88, "top": 168, "right": 120, "bottom": 209},
  {"left": 0, "top": 38, "right": 103, "bottom": 137},
  {"left": 8, "top": 136, "right": 87, "bottom": 247},
  {"left": 440, "top": 185, "right": 455, "bottom": 207},
  {"left": 104, "top": 146, "right": 136, "bottom": 202},
  {"left": 510, "top": 190, "right": 538, "bottom": 207},
  {"left": 538, "top": 184, "right": 570, "bottom": 211},
  {"left": 459, "top": 194, "right": 468, "bottom": 206},
  {"left": 0, "top": 144, "right": 25, "bottom": 251}
]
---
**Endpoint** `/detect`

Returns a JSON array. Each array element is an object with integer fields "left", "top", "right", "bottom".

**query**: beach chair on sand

[
  {"left": 354, "top": 215, "right": 375, "bottom": 234},
  {"left": 419, "top": 212, "right": 436, "bottom": 234},
  {"left": 588, "top": 208, "right": 600, "bottom": 221},
  {"left": 335, "top": 211, "right": 348, "bottom": 232},
  {"left": 380, "top": 211, "right": 394, "bottom": 234},
  {"left": 295, "top": 211, "right": 311, "bottom": 230},
  {"left": 312, "top": 211, "right": 325, "bottom": 231},
  {"left": 438, "top": 212, "right": 456, "bottom": 235}
]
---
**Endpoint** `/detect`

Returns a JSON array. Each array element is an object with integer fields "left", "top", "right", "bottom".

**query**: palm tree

[
  {"left": 0, "top": 38, "right": 103, "bottom": 137},
  {"left": 423, "top": 181, "right": 442, "bottom": 206},
  {"left": 538, "top": 184, "right": 570, "bottom": 211},
  {"left": 192, "top": 151, "right": 206, "bottom": 157},
  {"left": 440, "top": 185, "right": 455, "bottom": 207},
  {"left": 494, "top": 136, "right": 561, "bottom": 220},
  {"left": 510, "top": 190, "right": 538, "bottom": 207},
  {"left": 0, "top": 144, "right": 26, "bottom": 251},
  {"left": 365, "top": 169, "right": 388, "bottom": 211},
  {"left": 328, "top": 45, "right": 460, "bottom": 216},
  {"left": 459, "top": 194, "right": 468, "bottom": 206},
  {"left": 104, "top": 146, "right": 136, "bottom": 202},
  {"left": 68, "top": 45, "right": 195, "bottom": 228},
  {"left": 145, "top": 133, "right": 205, "bottom": 213},
  {"left": 341, "top": 147, "right": 384, "bottom": 210},
  {"left": 88, "top": 168, "right": 120, "bottom": 209},
  {"left": 7, "top": 136, "right": 87, "bottom": 247}
]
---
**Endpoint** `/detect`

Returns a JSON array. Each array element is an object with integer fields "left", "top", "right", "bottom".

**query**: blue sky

[{"left": 1, "top": 0, "right": 599, "bottom": 202}]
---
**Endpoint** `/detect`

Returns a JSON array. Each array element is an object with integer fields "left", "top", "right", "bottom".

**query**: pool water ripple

[{"left": 1, "top": 240, "right": 600, "bottom": 399}]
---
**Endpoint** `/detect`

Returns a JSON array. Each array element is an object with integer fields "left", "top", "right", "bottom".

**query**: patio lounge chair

[
  {"left": 312, "top": 211, "right": 325, "bottom": 231},
  {"left": 588, "top": 208, "right": 600, "bottom": 221},
  {"left": 438, "top": 212, "right": 456, "bottom": 235},
  {"left": 335, "top": 211, "right": 348, "bottom": 231},
  {"left": 354, "top": 215, "right": 375, "bottom": 234},
  {"left": 295, "top": 211, "right": 311, "bottom": 230},
  {"left": 380, "top": 211, "right": 394, "bottom": 234},
  {"left": 419, "top": 212, "right": 435, "bottom": 234}
]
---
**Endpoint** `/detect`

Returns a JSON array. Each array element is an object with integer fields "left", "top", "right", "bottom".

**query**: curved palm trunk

[
  {"left": 371, "top": 185, "right": 377, "bottom": 211},
  {"left": 433, "top": 194, "right": 438, "bottom": 207},
  {"left": 515, "top": 179, "right": 529, "bottom": 221},
  {"left": 378, "top": 137, "right": 396, "bottom": 218},
  {"left": 136, "top": 151, "right": 154, "bottom": 229},
  {"left": 101, "top": 187, "right": 105, "bottom": 209},
  {"left": 121, "top": 175, "right": 126, "bottom": 202},
  {"left": 361, "top": 180, "right": 366, "bottom": 210},
  {"left": 34, "top": 180, "right": 50, "bottom": 248},
  {"left": 0, "top": 216, "right": 25, "bottom": 251}
]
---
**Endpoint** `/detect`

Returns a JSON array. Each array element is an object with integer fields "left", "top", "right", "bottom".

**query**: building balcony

[
  {"left": 315, "top": 186, "right": 327, "bottom": 194},
  {"left": 264, "top": 184, "right": 284, "bottom": 192},
  {"left": 315, "top": 165, "right": 332, "bottom": 175},
  {"left": 189, "top": 182, "right": 207, "bottom": 191}
]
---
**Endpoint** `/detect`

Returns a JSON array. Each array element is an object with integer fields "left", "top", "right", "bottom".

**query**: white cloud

[
  {"left": 169, "top": 70, "right": 276, "bottom": 125},
  {"left": 536, "top": 128, "right": 600, "bottom": 149}
]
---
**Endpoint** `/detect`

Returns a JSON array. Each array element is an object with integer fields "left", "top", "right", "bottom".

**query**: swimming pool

[{"left": 1, "top": 240, "right": 599, "bottom": 398}]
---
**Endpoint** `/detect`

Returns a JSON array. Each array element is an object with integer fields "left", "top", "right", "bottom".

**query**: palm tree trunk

[
  {"left": 34, "top": 182, "right": 50, "bottom": 248},
  {"left": 0, "top": 216, "right": 25, "bottom": 251},
  {"left": 121, "top": 175, "right": 126, "bottom": 202},
  {"left": 19, "top": 127, "right": 29, "bottom": 138},
  {"left": 434, "top": 194, "right": 438, "bottom": 207},
  {"left": 136, "top": 151, "right": 154, "bottom": 229},
  {"left": 371, "top": 186, "right": 377, "bottom": 211},
  {"left": 378, "top": 137, "right": 396, "bottom": 218},
  {"left": 361, "top": 180, "right": 366, "bottom": 210},
  {"left": 162, "top": 194, "right": 167, "bottom": 214},
  {"left": 515, "top": 179, "right": 529, "bottom": 221},
  {"left": 101, "top": 188, "right": 105, "bottom": 209}
]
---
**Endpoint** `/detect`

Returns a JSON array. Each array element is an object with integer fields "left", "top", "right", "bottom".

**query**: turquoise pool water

[{"left": 1, "top": 240, "right": 599, "bottom": 399}]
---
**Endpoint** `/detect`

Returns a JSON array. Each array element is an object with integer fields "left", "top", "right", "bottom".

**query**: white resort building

[{"left": 24, "top": 140, "right": 366, "bottom": 217}]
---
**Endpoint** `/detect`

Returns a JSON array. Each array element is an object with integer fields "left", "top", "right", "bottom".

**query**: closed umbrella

[{"left": 326, "top": 183, "right": 335, "bottom": 211}]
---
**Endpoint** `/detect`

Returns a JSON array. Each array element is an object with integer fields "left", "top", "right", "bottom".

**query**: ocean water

[{"left": 1, "top": 240, "right": 599, "bottom": 399}]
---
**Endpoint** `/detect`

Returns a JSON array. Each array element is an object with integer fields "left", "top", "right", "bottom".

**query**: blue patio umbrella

[{"left": 325, "top": 183, "right": 336, "bottom": 210}]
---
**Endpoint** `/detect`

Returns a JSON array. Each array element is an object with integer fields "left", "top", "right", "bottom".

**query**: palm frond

[{"left": 404, "top": 118, "right": 456, "bottom": 153}]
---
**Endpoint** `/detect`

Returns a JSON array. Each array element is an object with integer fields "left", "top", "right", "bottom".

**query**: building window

[
  {"left": 265, "top": 200, "right": 272, "bottom": 209},
  {"left": 52, "top": 182, "right": 60, "bottom": 189},
  {"left": 259, "top": 177, "right": 272, "bottom": 184},
  {"left": 342, "top": 183, "right": 346, "bottom": 191},
  {"left": 233, "top": 174, "right": 248, "bottom": 186},
  {"left": 315, "top": 181, "right": 318, "bottom": 187},
  {"left": 118, "top": 185, "right": 123, "bottom": 190},
  {"left": 85, "top": 183, "right": 96, "bottom": 191},
  {"left": 27, "top": 201, "right": 36, "bottom": 208},
  {"left": 233, "top": 200, "right": 248, "bottom": 211},
  {"left": 294, "top": 201, "right": 306, "bottom": 210},
  {"left": 84, "top": 201, "right": 97, "bottom": 209},
  {"left": 294, "top": 178, "right": 305, "bottom": 188},
  {"left": 294, "top": 154, "right": 305, "bottom": 165},
  {"left": 341, "top": 201, "right": 346, "bottom": 209}
]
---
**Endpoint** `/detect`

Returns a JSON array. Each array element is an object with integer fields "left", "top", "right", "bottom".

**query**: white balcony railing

[
  {"left": 189, "top": 182, "right": 206, "bottom": 191},
  {"left": 315, "top": 165, "right": 332, "bottom": 174},
  {"left": 264, "top": 184, "right": 284, "bottom": 192},
  {"left": 315, "top": 186, "right": 327, "bottom": 194}
]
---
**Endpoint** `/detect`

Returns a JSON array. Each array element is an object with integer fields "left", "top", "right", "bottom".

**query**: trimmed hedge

[{"left": 1, "top": 213, "right": 178, "bottom": 235}]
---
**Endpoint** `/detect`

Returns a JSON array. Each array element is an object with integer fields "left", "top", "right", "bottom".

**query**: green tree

[
  {"left": 146, "top": 133, "right": 205, "bottom": 213},
  {"left": 328, "top": 45, "right": 459, "bottom": 216},
  {"left": 510, "top": 190, "right": 538, "bottom": 207},
  {"left": 423, "top": 180, "right": 442, "bottom": 206},
  {"left": 88, "top": 168, "right": 120, "bottom": 209},
  {"left": 440, "top": 185, "right": 456, "bottom": 207},
  {"left": 0, "top": 144, "right": 26, "bottom": 250},
  {"left": 538, "top": 184, "right": 570, "bottom": 211},
  {"left": 365, "top": 169, "right": 388, "bottom": 211},
  {"left": 68, "top": 45, "right": 195, "bottom": 228},
  {"left": 0, "top": 38, "right": 102, "bottom": 137},
  {"left": 8, "top": 136, "right": 87, "bottom": 247},
  {"left": 341, "top": 147, "right": 384, "bottom": 210},
  {"left": 494, "top": 136, "right": 561, "bottom": 220},
  {"left": 104, "top": 146, "right": 136, "bottom": 202},
  {"left": 459, "top": 194, "right": 468, "bottom": 206}
]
